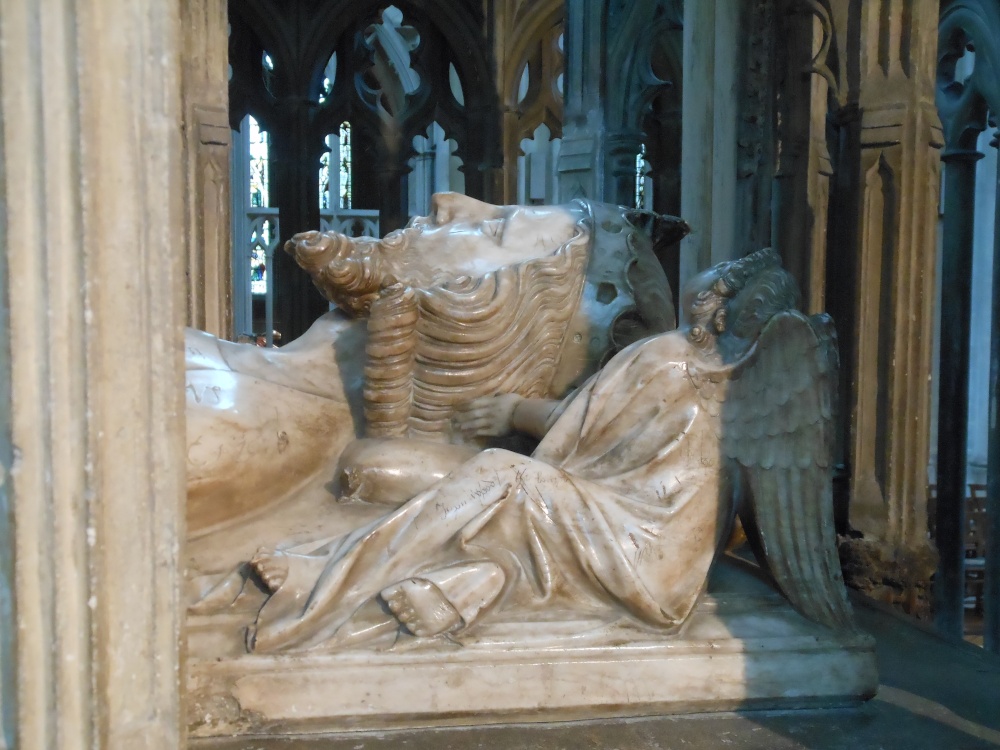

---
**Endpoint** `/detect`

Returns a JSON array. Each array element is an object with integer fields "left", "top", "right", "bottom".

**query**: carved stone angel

[{"left": 201, "top": 248, "right": 852, "bottom": 652}]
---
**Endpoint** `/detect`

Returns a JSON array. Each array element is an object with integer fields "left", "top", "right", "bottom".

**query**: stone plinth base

[{"left": 186, "top": 559, "right": 877, "bottom": 737}]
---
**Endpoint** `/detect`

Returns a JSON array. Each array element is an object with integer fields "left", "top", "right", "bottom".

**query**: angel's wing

[{"left": 723, "top": 310, "right": 853, "bottom": 631}]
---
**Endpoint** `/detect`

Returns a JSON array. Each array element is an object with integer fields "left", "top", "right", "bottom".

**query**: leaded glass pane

[
  {"left": 635, "top": 143, "right": 648, "bottom": 209},
  {"left": 250, "top": 218, "right": 273, "bottom": 296},
  {"left": 319, "top": 149, "right": 331, "bottom": 210},
  {"left": 339, "top": 121, "right": 352, "bottom": 209},
  {"left": 249, "top": 115, "right": 270, "bottom": 207}
]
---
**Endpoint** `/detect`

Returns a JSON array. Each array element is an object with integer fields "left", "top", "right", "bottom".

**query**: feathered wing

[{"left": 722, "top": 311, "right": 854, "bottom": 630}]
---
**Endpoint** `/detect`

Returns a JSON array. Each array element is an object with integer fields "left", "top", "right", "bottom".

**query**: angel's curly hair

[
  {"left": 686, "top": 248, "right": 796, "bottom": 346},
  {"left": 727, "top": 251, "right": 800, "bottom": 339},
  {"left": 718, "top": 247, "right": 782, "bottom": 295}
]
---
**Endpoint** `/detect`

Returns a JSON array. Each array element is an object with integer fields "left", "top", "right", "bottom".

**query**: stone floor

[{"left": 193, "top": 597, "right": 1000, "bottom": 750}]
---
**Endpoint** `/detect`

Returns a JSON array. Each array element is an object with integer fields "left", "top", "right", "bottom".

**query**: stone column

[
  {"left": 680, "top": 0, "right": 740, "bottom": 283},
  {"left": 604, "top": 130, "right": 645, "bottom": 208},
  {"left": 501, "top": 108, "right": 525, "bottom": 204},
  {"left": 934, "top": 145, "right": 981, "bottom": 637},
  {"left": 182, "top": 0, "right": 232, "bottom": 339},
  {"left": 771, "top": 3, "right": 835, "bottom": 312},
  {"left": 464, "top": 105, "right": 501, "bottom": 205},
  {"left": 0, "top": 0, "right": 186, "bottom": 746},
  {"left": 934, "top": 0, "right": 1000, "bottom": 653},
  {"left": 830, "top": 0, "right": 942, "bottom": 616},
  {"left": 987, "top": 128, "right": 1000, "bottom": 652},
  {"left": 556, "top": 0, "right": 605, "bottom": 201},
  {"left": 375, "top": 132, "right": 412, "bottom": 235}
]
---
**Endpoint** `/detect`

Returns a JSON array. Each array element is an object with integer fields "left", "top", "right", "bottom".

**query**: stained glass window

[
  {"left": 339, "top": 121, "right": 352, "bottom": 209},
  {"left": 318, "top": 52, "right": 336, "bottom": 105},
  {"left": 249, "top": 115, "right": 269, "bottom": 208},
  {"left": 250, "top": 219, "right": 272, "bottom": 296},
  {"left": 248, "top": 113, "right": 271, "bottom": 296},
  {"left": 262, "top": 52, "right": 276, "bottom": 96},
  {"left": 319, "top": 145, "right": 331, "bottom": 210}
]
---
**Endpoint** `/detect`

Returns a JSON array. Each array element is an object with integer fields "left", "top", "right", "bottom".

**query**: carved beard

[
  {"left": 314, "top": 229, "right": 440, "bottom": 317},
  {"left": 363, "top": 223, "right": 592, "bottom": 441},
  {"left": 322, "top": 247, "right": 388, "bottom": 317},
  {"left": 285, "top": 231, "right": 393, "bottom": 317}
]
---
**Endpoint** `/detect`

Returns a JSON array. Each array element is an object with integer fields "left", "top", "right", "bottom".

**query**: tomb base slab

[{"left": 186, "top": 561, "right": 878, "bottom": 738}]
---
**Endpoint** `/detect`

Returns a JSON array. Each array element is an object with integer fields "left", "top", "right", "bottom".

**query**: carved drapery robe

[{"left": 250, "top": 331, "right": 735, "bottom": 653}]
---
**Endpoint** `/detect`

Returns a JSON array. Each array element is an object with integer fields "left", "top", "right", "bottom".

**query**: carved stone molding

[
  {"left": 493, "top": 0, "right": 564, "bottom": 204},
  {"left": 182, "top": 0, "right": 231, "bottom": 339},
  {"left": 185, "top": 105, "right": 232, "bottom": 339},
  {"left": 0, "top": 0, "right": 187, "bottom": 746},
  {"left": 845, "top": 1, "right": 942, "bottom": 557},
  {"left": 557, "top": 0, "right": 675, "bottom": 207}
]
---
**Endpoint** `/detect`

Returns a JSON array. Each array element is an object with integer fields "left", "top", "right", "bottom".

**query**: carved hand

[{"left": 454, "top": 394, "right": 523, "bottom": 438}]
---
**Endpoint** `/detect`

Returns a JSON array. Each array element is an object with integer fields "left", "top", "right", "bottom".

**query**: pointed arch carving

[
  {"left": 228, "top": 0, "right": 502, "bottom": 339},
  {"left": 496, "top": 0, "right": 564, "bottom": 203}
]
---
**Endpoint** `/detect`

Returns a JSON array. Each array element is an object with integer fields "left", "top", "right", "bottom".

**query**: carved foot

[
  {"left": 380, "top": 578, "right": 463, "bottom": 638},
  {"left": 188, "top": 565, "right": 249, "bottom": 614},
  {"left": 250, "top": 548, "right": 289, "bottom": 592}
]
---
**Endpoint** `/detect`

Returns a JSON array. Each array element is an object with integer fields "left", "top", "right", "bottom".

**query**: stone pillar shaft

[
  {"left": 933, "top": 150, "right": 981, "bottom": 638},
  {"left": 0, "top": 0, "right": 187, "bottom": 746},
  {"left": 269, "top": 112, "right": 329, "bottom": 341},
  {"left": 840, "top": 0, "right": 942, "bottom": 554},
  {"left": 181, "top": 0, "right": 232, "bottom": 339},
  {"left": 680, "top": 0, "right": 740, "bottom": 284},
  {"left": 604, "top": 131, "right": 644, "bottom": 206},
  {"left": 556, "top": 0, "right": 605, "bottom": 201},
  {"left": 987, "top": 136, "right": 1000, "bottom": 651},
  {"left": 771, "top": 6, "right": 834, "bottom": 312}
]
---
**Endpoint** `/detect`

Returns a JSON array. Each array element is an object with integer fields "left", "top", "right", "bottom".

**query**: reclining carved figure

[
  {"left": 185, "top": 193, "right": 687, "bottom": 533},
  {"left": 194, "top": 249, "right": 854, "bottom": 654}
]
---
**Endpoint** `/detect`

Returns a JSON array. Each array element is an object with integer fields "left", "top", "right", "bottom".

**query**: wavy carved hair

[
  {"left": 685, "top": 248, "right": 796, "bottom": 346},
  {"left": 728, "top": 263, "right": 800, "bottom": 339}
]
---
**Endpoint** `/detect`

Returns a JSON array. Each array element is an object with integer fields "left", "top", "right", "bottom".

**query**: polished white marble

[{"left": 186, "top": 558, "right": 878, "bottom": 737}]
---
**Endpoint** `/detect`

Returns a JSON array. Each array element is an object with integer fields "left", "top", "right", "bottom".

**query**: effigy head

[
  {"left": 285, "top": 193, "right": 687, "bottom": 443},
  {"left": 285, "top": 194, "right": 587, "bottom": 316}
]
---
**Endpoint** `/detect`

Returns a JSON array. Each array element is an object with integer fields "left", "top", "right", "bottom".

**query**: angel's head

[
  {"left": 681, "top": 248, "right": 798, "bottom": 347},
  {"left": 725, "top": 251, "right": 800, "bottom": 340}
]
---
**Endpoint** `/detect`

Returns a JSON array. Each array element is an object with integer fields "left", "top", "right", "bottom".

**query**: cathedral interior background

[{"left": 1, "top": 0, "right": 1000, "bottom": 747}]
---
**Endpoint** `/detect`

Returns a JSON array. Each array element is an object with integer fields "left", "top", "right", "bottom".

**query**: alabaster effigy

[
  {"left": 185, "top": 194, "right": 679, "bottom": 533},
  {"left": 184, "top": 195, "right": 876, "bottom": 737}
]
